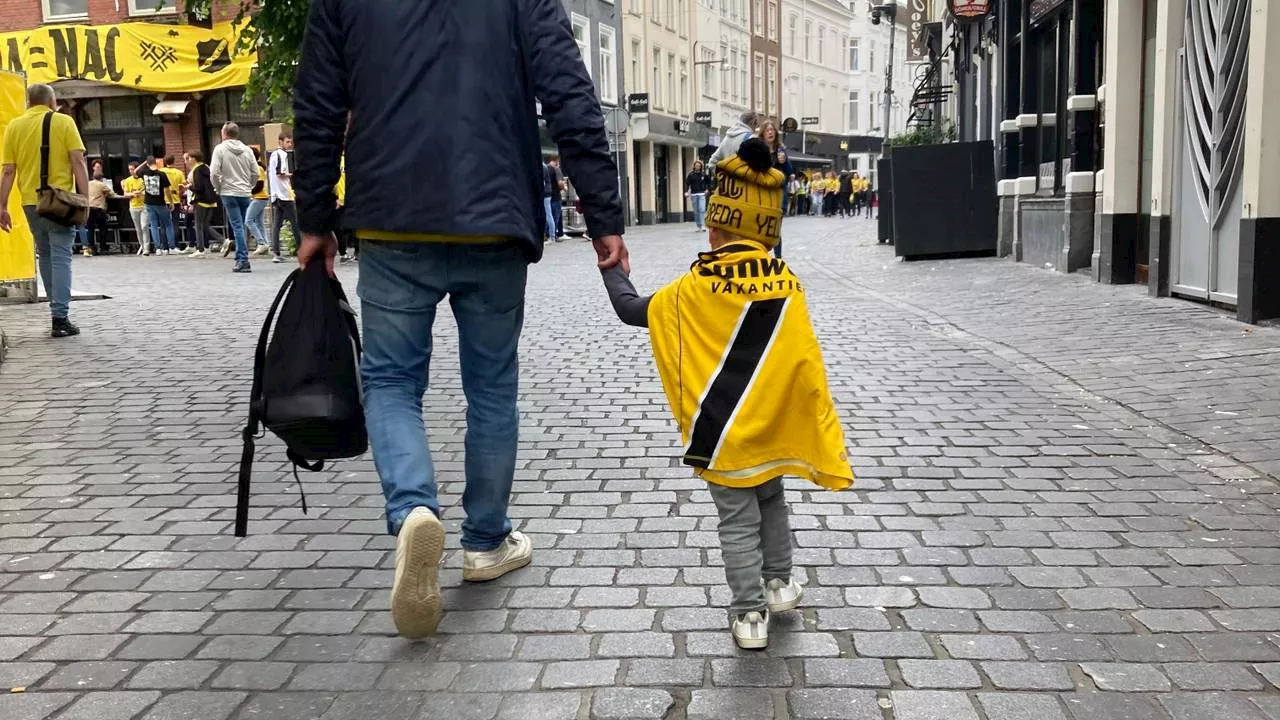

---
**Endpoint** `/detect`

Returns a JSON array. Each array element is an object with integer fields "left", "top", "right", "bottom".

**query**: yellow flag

[
  {"left": 0, "top": 21, "right": 253, "bottom": 94},
  {"left": 0, "top": 70, "right": 35, "bottom": 285}
]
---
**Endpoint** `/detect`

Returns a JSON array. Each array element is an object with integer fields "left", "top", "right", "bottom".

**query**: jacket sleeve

[
  {"left": 293, "top": 0, "right": 348, "bottom": 235},
  {"left": 520, "top": 0, "right": 623, "bottom": 239},
  {"left": 209, "top": 147, "right": 223, "bottom": 194},
  {"left": 600, "top": 265, "right": 650, "bottom": 328}
]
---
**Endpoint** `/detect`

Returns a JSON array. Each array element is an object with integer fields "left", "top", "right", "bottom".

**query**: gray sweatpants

[{"left": 708, "top": 477, "right": 794, "bottom": 615}]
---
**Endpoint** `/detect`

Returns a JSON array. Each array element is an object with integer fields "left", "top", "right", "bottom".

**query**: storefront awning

[{"left": 152, "top": 100, "right": 191, "bottom": 117}]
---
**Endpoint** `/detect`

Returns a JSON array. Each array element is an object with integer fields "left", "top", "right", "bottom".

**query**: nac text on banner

[{"left": 0, "top": 21, "right": 253, "bottom": 94}]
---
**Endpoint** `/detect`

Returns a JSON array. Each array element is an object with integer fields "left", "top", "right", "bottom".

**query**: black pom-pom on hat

[{"left": 737, "top": 138, "right": 773, "bottom": 173}]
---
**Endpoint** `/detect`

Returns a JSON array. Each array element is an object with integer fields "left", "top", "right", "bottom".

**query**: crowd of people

[{"left": 787, "top": 169, "right": 874, "bottom": 218}]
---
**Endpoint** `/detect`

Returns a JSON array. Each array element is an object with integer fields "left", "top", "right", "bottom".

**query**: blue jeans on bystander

[
  {"left": 220, "top": 195, "right": 253, "bottom": 264},
  {"left": 22, "top": 207, "right": 74, "bottom": 320},
  {"left": 145, "top": 204, "right": 176, "bottom": 251},
  {"left": 690, "top": 193, "right": 708, "bottom": 229},
  {"left": 358, "top": 239, "right": 528, "bottom": 550}
]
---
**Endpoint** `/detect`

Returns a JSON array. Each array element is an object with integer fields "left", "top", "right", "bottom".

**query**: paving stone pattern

[{"left": 2, "top": 217, "right": 1280, "bottom": 719}]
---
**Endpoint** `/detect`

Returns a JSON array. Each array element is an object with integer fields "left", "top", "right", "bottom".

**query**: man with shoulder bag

[{"left": 0, "top": 83, "right": 90, "bottom": 338}]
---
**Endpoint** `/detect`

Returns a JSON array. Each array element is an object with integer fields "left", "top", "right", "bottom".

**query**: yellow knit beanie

[{"left": 706, "top": 138, "right": 786, "bottom": 246}]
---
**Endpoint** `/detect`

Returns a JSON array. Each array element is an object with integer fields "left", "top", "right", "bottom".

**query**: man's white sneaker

[
  {"left": 272, "top": 255, "right": 284, "bottom": 264},
  {"left": 390, "top": 507, "right": 446, "bottom": 638},
  {"left": 731, "top": 610, "right": 769, "bottom": 650},
  {"left": 189, "top": 250, "right": 205, "bottom": 258},
  {"left": 220, "top": 240, "right": 233, "bottom": 257},
  {"left": 462, "top": 531, "right": 533, "bottom": 582},
  {"left": 765, "top": 578, "right": 804, "bottom": 613},
  {"left": 252, "top": 245, "right": 270, "bottom": 256}
]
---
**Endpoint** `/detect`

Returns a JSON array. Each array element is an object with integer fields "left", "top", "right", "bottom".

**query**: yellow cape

[{"left": 646, "top": 241, "right": 854, "bottom": 490}]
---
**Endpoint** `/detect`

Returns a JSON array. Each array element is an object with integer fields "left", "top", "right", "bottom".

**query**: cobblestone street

[{"left": 2, "top": 217, "right": 1280, "bottom": 720}]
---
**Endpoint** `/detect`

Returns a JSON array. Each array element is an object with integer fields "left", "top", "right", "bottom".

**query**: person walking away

[
  {"left": 334, "top": 157, "right": 358, "bottom": 262},
  {"left": 268, "top": 131, "right": 300, "bottom": 263},
  {"left": 685, "top": 159, "right": 711, "bottom": 231},
  {"left": 548, "top": 156, "right": 566, "bottom": 240},
  {"left": 247, "top": 147, "right": 270, "bottom": 257},
  {"left": 138, "top": 157, "right": 175, "bottom": 254},
  {"left": 598, "top": 138, "right": 854, "bottom": 649},
  {"left": 86, "top": 166, "right": 117, "bottom": 255},
  {"left": 209, "top": 121, "right": 259, "bottom": 272},
  {"left": 709, "top": 110, "right": 759, "bottom": 166},
  {"left": 292, "top": 0, "right": 628, "bottom": 639},
  {"left": 184, "top": 151, "right": 224, "bottom": 258},
  {"left": 811, "top": 171, "right": 825, "bottom": 216},
  {"left": 122, "top": 161, "right": 149, "bottom": 254},
  {"left": 0, "top": 83, "right": 89, "bottom": 338},
  {"left": 837, "top": 172, "right": 853, "bottom": 218},
  {"left": 541, "top": 158, "right": 558, "bottom": 241}
]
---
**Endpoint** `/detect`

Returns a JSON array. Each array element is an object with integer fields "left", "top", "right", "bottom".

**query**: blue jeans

[
  {"left": 145, "top": 204, "right": 176, "bottom": 251},
  {"left": 542, "top": 197, "right": 556, "bottom": 239},
  {"left": 690, "top": 193, "right": 707, "bottom": 228},
  {"left": 358, "top": 239, "right": 528, "bottom": 550},
  {"left": 220, "top": 195, "right": 253, "bottom": 263},
  {"left": 245, "top": 199, "right": 268, "bottom": 248},
  {"left": 23, "top": 207, "right": 74, "bottom": 320}
]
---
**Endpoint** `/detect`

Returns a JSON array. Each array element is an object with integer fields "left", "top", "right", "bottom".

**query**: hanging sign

[
  {"left": 0, "top": 21, "right": 253, "bottom": 94},
  {"left": 947, "top": 0, "right": 992, "bottom": 22},
  {"left": 906, "top": 0, "right": 929, "bottom": 62}
]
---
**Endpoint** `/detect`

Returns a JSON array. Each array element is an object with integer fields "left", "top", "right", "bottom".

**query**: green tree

[{"left": 184, "top": 0, "right": 311, "bottom": 109}]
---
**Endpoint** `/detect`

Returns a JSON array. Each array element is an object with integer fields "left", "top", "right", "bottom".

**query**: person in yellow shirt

[
  {"left": 599, "top": 139, "right": 852, "bottom": 650},
  {"left": 121, "top": 161, "right": 150, "bottom": 254},
  {"left": 160, "top": 156, "right": 188, "bottom": 252},
  {"left": 0, "top": 83, "right": 89, "bottom": 337},
  {"left": 334, "top": 158, "right": 358, "bottom": 262},
  {"left": 246, "top": 147, "right": 270, "bottom": 258}
]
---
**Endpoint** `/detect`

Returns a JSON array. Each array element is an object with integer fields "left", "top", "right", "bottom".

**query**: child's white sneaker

[
  {"left": 765, "top": 578, "right": 804, "bottom": 613},
  {"left": 731, "top": 610, "right": 770, "bottom": 649}
]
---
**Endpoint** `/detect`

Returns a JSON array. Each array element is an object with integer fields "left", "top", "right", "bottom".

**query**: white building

[
  {"left": 781, "top": 0, "right": 855, "bottom": 138},
  {"left": 694, "top": 0, "right": 752, "bottom": 139},
  {"left": 845, "top": 1, "right": 914, "bottom": 180},
  {"left": 622, "top": 0, "right": 708, "bottom": 224}
]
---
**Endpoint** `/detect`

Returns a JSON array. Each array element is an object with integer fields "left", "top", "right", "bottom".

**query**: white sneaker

[
  {"left": 220, "top": 240, "right": 233, "bottom": 257},
  {"left": 189, "top": 250, "right": 205, "bottom": 258},
  {"left": 271, "top": 255, "right": 284, "bottom": 264},
  {"left": 731, "top": 610, "right": 769, "bottom": 650},
  {"left": 253, "top": 245, "right": 271, "bottom": 257},
  {"left": 462, "top": 531, "right": 533, "bottom": 582},
  {"left": 765, "top": 578, "right": 804, "bottom": 613},
  {"left": 390, "top": 507, "right": 446, "bottom": 638}
]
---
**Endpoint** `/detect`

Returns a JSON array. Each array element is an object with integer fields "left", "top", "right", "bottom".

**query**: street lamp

[{"left": 869, "top": 2, "right": 897, "bottom": 144}]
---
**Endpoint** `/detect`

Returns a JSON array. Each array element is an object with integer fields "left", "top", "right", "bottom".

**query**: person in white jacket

[
  {"left": 209, "top": 122, "right": 261, "bottom": 272},
  {"left": 708, "top": 110, "right": 760, "bottom": 168}
]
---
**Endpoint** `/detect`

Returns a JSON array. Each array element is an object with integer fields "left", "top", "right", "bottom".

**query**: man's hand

[
  {"left": 592, "top": 234, "right": 630, "bottom": 274},
  {"left": 0, "top": 209, "right": 11, "bottom": 232},
  {"left": 298, "top": 232, "right": 339, "bottom": 277}
]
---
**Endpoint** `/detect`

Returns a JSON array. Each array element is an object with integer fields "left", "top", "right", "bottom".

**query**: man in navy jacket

[{"left": 292, "top": 0, "right": 629, "bottom": 639}]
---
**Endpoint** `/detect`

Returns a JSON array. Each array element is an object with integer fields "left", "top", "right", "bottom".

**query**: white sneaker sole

[
  {"left": 767, "top": 584, "right": 804, "bottom": 613},
  {"left": 462, "top": 547, "right": 532, "bottom": 583},
  {"left": 390, "top": 511, "right": 445, "bottom": 638},
  {"left": 734, "top": 632, "right": 769, "bottom": 650}
]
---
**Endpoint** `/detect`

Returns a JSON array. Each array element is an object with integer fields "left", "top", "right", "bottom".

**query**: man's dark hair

[
  {"left": 164, "top": 156, "right": 176, "bottom": 165},
  {"left": 187, "top": 150, "right": 204, "bottom": 163},
  {"left": 279, "top": 131, "right": 293, "bottom": 142}
]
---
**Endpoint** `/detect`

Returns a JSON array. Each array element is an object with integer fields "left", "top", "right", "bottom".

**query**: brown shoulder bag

[{"left": 35, "top": 112, "right": 90, "bottom": 227}]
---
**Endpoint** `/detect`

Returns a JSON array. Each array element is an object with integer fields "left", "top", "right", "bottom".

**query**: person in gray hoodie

[
  {"left": 209, "top": 122, "right": 261, "bottom": 272},
  {"left": 708, "top": 110, "right": 760, "bottom": 168}
]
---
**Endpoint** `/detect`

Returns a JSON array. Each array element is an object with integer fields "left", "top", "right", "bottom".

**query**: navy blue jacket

[{"left": 292, "top": 0, "right": 624, "bottom": 261}]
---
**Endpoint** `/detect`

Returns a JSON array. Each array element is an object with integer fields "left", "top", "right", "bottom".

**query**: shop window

[{"left": 43, "top": 0, "right": 87, "bottom": 20}]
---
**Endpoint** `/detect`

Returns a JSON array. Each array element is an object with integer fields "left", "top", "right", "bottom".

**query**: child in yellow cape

[{"left": 600, "top": 137, "right": 854, "bottom": 650}]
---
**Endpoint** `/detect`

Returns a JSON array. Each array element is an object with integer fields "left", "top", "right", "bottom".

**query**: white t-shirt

[{"left": 268, "top": 148, "right": 293, "bottom": 202}]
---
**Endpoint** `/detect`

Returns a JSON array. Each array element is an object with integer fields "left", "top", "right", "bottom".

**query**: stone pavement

[{"left": 1, "top": 217, "right": 1279, "bottom": 720}]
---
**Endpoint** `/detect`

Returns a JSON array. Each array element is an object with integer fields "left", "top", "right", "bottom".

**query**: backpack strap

[
  {"left": 234, "top": 269, "right": 301, "bottom": 537},
  {"left": 39, "top": 111, "right": 52, "bottom": 190}
]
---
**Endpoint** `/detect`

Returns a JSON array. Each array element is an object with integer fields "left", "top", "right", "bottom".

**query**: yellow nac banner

[
  {"left": 0, "top": 21, "right": 253, "bottom": 94},
  {"left": 0, "top": 70, "right": 35, "bottom": 285}
]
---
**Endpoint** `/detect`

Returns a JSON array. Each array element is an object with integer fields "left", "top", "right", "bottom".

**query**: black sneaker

[
  {"left": 232, "top": 262, "right": 252, "bottom": 273},
  {"left": 51, "top": 318, "right": 80, "bottom": 338}
]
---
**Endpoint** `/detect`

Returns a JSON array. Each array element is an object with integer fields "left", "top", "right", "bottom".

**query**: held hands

[
  {"left": 592, "top": 234, "right": 630, "bottom": 275},
  {"left": 0, "top": 209, "right": 10, "bottom": 232},
  {"left": 298, "top": 232, "right": 338, "bottom": 277}
]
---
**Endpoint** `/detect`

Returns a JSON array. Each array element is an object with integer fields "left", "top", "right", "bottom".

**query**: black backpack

[{"left": 235, "top": 260, "right": 368, "bottom": 536}]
